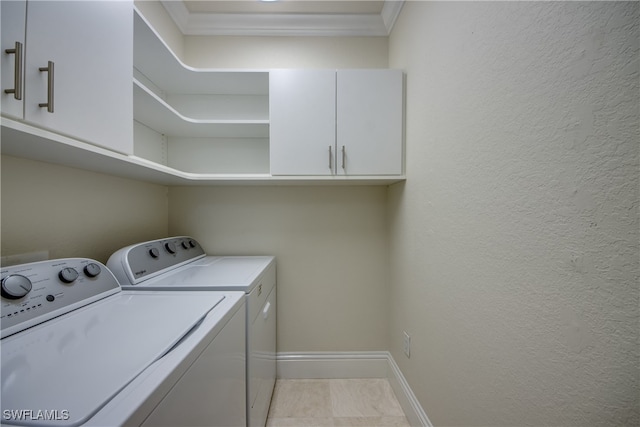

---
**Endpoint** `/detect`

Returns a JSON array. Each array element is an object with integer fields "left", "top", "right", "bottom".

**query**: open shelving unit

[
  {"left": 132, "top": 9, "right": 271, "bottom": 176},
  {"left": 1, "top": 6, "right": 405, "bottom": 186}
]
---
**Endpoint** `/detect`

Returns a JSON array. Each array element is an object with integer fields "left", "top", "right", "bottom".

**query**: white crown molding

[
  {"left": 161, "top": 0, "right": 405, "bottom": 37},
  {"left": 381, "top": 1, "right": 405, "bottom": 34},
  {"left": 160, "top": 0, "right": 190, "bottom": 34}
]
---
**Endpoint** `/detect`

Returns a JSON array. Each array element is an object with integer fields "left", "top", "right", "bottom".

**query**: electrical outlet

[{"left": 403, "top": 331, "right": 411, "bottom": 358}]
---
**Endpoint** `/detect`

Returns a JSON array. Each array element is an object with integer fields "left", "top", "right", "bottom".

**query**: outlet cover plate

[{"left": 403, "top": 331, "right": 411, "bottom": 358}]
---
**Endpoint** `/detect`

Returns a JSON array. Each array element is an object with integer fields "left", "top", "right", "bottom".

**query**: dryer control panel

[
  {"left": 107, "top": 236, "right": 206, "bottom": 286},
  {"left": 1, "top": 258, "right": 120, "bottom": 338}
]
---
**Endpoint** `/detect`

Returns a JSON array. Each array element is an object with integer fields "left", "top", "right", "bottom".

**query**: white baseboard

[
  {"left": 276, "top": 351, "right": 432, "bottom": 427},
  {"left": 385, "top": 354, "right": 433, "bottom": 427}
]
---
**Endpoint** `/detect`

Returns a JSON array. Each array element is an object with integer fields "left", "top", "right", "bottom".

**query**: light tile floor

[{"left": 266, "top": 379, "right": 411, "bottom": 427}]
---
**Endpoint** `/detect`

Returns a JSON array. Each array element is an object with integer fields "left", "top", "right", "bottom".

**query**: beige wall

[
  {"left": 167, "top": 16, "right": 391, "bottom": 352},
  {"left": 1, "top": 155, "right": 169, "bottom": 263},
  {"left": 388, "top": 2, "right": 639, "bottom": 426},
  {"left": 168, "top": 186, "right": 389, "bottom": 352}
]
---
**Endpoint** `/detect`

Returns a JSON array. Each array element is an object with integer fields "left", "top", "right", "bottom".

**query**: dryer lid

[{"left": 124, "top": 256, "right": 275, "bottom": 292}]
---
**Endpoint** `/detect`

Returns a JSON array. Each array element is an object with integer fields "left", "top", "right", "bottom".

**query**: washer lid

[{"left": 1, "top": 291, "right": 225, "bottom": 427}]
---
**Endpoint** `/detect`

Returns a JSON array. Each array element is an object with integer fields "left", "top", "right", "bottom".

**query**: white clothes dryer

[
  {"left": 1, "top": 258, "right": 246, "bottom": 427},
  {"left": 107, "top": 237, "right": 276, "bottom": 427}
]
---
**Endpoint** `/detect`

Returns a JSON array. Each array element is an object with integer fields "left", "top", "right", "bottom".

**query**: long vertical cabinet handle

[
  {"left": 4, "top": 41, "right": 23, "bottom": 100},
  {"left": 328, "top": 145, "right": 333, "bottom": 171},
  {"left": 341, "top": 145, "right": 346, "bottom": 169},
  {"left": 38, "top": 61, "right": 54, "bottom": 113}
]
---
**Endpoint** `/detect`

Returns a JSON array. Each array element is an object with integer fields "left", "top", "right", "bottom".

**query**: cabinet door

[
  {"left": 24, "top": 1, "right": 133, "bottom": 154},
  {"left": 270, "top": 69, "right": 336, "bottom": 175},
  {"left": 337, "top": 69, "right": 403, "bottom": 175},
  {"left": 1, "top": 0, "right": 26, "bottom": 120}
]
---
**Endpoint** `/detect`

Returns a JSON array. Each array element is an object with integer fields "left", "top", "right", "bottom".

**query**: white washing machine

[
  {"left": 1, "top": 258, "right": 246, "bottom": 427},
  {"left": 107, "top": 237, "right": 276, "bottom": 427}
]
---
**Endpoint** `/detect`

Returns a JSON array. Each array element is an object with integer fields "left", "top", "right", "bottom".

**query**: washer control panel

[
  {"left": 111, "top": 236, "right": 206, "bottom": 285},
  {"left": 1, "top": 258, "right": 120, "bottom": 338}
]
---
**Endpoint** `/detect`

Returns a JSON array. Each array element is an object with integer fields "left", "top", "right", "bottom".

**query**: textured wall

[
  {"left": 388, "top": 2, "right": 639, "bottom": 425},
  {"left": 1, "top": 155, "right": 169, "bottom": 263},
  {"left": 168, "top": 186, "right": 389, "bottom": 352}
]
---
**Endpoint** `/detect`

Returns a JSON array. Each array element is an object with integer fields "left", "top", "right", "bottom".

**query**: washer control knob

[
  {"left": 164, "top": 242, "right": 176, "bottom": 254},
  {"left": 149, "top": 248, "right": 160, "bottom": 258},
  {"left": 84, "top": 263, "right": 101, "bottom": 278},
  {"left": 1, "top": 274, "right": 32, "bottom": 299},
  {"left": 189, "top": 240, "right": 196, "bottom": 248},
  {"left": 181, "top": 240, "right": 190, "bottom": 250},
  {"left": 59, "top": 267, "right": 79, "bottom": 283}
]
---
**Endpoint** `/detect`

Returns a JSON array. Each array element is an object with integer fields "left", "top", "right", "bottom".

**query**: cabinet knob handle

[
  {"left": 341, "top": 145, "right": 346, "bottom": 169},
  {"left": 4, "top": 41, "right": 23, "bottom": 100},
  {"left": 328, "top": 145, "right": 333, "bottom": 170},
  {"left": 38, "top": 61, "right": 54, "bottom": 113}
]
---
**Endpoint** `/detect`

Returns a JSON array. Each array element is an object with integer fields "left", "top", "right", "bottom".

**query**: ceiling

[{"left": 160, "top": 0, "right": 405, "bottom": 36}]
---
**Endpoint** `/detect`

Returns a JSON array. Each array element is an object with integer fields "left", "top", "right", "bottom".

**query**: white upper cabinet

[
  {"left": 1, "top": 0, "right": 26, "bottom": 120},
  {"left": 269, "top": 69, "right": 336, "bottom": 176},
  {"left": 2, "top": 4, "right": 404, "bottom": 186},
  {"left": 269, "top": 69, "right": 404, "bottom": 177},
  {"left": 1, "top": 1, "right": 133, "bottom": 154},
  {"left": 24, "top": 1, "right": 133, "bottom": 154},
  {"left": 336, "top": 69, "right": 403, "bottom": 176}
]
